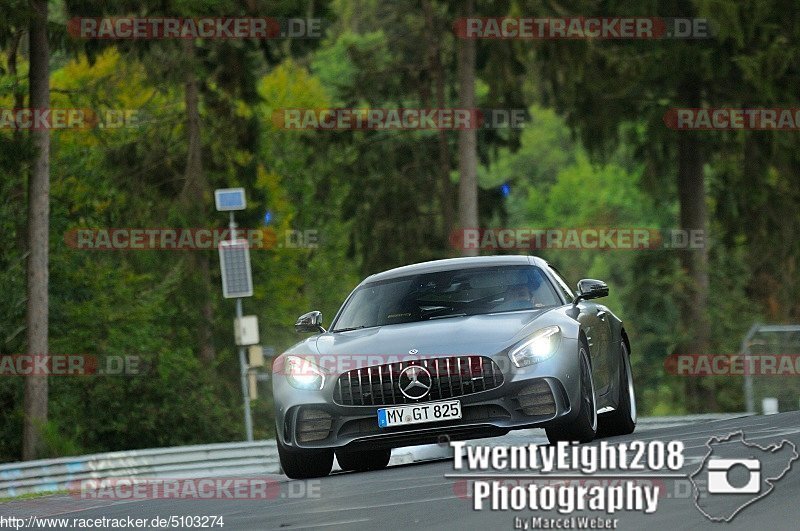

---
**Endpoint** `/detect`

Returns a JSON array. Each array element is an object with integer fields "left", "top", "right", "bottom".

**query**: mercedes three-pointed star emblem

[{"left": 398, "top": 365, "right": 432, "bottom": 399}]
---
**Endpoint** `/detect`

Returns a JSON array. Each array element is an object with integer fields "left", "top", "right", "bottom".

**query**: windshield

[{"left": 332, "top": 265, "right": 561, "bottom": 331}]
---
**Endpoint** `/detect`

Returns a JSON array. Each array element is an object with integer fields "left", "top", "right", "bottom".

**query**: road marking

[
  {"left": 445, "top": 473, "right": 687, "bottom": 479},
  {"left": 263, "top": 517, "right": 371, "bottom": 529},
  {"left": 263, "top": 494, "right": 460, "bottom": 516}
]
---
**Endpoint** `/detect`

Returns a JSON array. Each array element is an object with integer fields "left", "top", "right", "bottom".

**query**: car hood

[{"left": 310, "top": 310, "right": 551, "bottom": 357}]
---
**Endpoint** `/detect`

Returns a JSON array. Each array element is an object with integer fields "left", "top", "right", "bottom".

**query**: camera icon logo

[{"left": 707, "top": 458, "right": 761, "bottom": 494}]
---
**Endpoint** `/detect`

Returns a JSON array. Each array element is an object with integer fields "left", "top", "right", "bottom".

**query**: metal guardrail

[
  {"left": 635, "top": 412, "right": 752, "bottom": 429},
  {"left": 0, "top": 440, "right": 279, "bottom": 498},
  {"left": 740, "top": 323, "right": 800, "bottom": 414},
  {"left": 0, "top": 413, "right": 753, "bottom": 498}
]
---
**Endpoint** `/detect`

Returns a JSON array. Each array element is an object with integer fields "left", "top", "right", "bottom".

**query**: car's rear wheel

[
  {"left": 278, "top": 440, "right": 334, "bottom": 479},
  {"left": 598, "top": 340, "right": 636, "bottom": 437},
  {"left": 546, "top": 341, "right": 597, "bottom": 444},
  {"left": 336, "top": 448, "right": 391, "bottom": 472}
]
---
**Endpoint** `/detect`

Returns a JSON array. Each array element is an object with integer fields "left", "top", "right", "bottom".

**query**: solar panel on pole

[
  {"left": 214, "top": 188, "right": 247, "bottom": 211},
  {"left": 219, "top": 239, "right": 253, "bottom": 298}
]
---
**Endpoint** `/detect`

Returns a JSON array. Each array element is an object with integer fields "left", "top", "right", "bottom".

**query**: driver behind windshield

[{"left": 492, "top": 282, "right": 536, "bottom": 312}]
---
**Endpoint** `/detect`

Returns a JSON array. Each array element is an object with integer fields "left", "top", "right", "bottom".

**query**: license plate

[{"left": 377, "top": 400, "right": 462, "bottom": 428}]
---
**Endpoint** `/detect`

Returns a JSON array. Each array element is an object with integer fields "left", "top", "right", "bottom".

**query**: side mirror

[
  {"left": 295, "top": 311, "right": 325, "bottom": 333},
  {"left": 572, "top": 279, "right": 609, "bottom": 305}
]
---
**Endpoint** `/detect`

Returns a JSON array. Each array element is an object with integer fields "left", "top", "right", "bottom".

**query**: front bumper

[{"left": 273, "top": 339, "right": 582, "bottom": 451}]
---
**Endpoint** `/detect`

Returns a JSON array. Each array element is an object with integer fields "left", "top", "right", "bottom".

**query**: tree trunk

[
  {"left": 9, "top": 31, "right": 25, "bottom": 142},
  {"left": 9, "top": 30, "right": 27, "bottom": 253},
  {"left": 180, "top": 40, "right": 216, "bottom": 364},
  {"left": 676, "top": 80, "right": 714, "bottom": 412},
  {"left": 23, "top": 0, "right": 50, "bottom": 461},
  {"left": 457, "top": 0, "right": 478, "bottom": 256},
  {"left": 423, "top": 0, "right": 454, "bottom": 249}
]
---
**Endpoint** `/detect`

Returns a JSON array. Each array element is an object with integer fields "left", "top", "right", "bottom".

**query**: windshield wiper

[
  {"left": 420, "top": 305, "right": 455, "bottom": 317},
  {"left": 427, "top": 313, "right": 467, "bottom": 320},
  {"left": 332, "top": 325, "right": 370, "bottom": 333}
]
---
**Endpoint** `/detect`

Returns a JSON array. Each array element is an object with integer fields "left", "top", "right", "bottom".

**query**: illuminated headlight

[
  {"left": 285, "top": 355, "right": 326, "bottom": 390},
  {"left": 508, "top": 326, "right": 561, "bottom": 367}
]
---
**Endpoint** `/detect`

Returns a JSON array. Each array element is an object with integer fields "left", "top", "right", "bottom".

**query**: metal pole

[
  {"left": 230, "top": 212, "right": 254, "bottom": 442},
  {"left": 744, "top": 349, "right": 754, "bottom": 415},
  {"left": 741, "top": 324, "right": 759, "bottom": 415},
  {"left": 237, "top": 297, "right": 254, "bottom": 441}
]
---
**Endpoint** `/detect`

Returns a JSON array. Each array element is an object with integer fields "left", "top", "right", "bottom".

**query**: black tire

[
  {"left": 278, "top": 441, "right": 334, "bottom": 479},
  {"left": 546, "top": 340, "right": 597, "bottom": 444},
  {"left": 597, "top": 340, "right": 636, "bottom": 437},
  {"left": 336, "top": 448, "right": 391, "bottom": 472}
]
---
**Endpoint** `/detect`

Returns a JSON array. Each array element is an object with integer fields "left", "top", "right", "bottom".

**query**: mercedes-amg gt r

[{"left": 272, "top": 255, "right": 636, "bottom": 478}]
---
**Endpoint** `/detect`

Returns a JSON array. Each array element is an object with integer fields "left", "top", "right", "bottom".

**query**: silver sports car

[{"left": 272, "top": 255, "right": 636, "bottom": 478}]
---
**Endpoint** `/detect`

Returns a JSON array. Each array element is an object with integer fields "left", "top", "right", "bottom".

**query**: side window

[{"left": 548, "top": 265, "right": 574, "bottom": 303}]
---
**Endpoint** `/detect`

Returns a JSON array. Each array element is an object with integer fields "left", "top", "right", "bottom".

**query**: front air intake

[
  {"left": 515, "top": 380, "right": 556, "bottom": 416},
  {"left": 295, "top": 408, "right": 333, "bottom": 442}
]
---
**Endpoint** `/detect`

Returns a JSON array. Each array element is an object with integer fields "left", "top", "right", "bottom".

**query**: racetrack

[{"left": 2, "top": 411, "right": 799, "bottom": 530}]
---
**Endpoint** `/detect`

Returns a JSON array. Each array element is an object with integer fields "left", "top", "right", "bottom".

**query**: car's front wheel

[
  {"left": 278, "top": 440, "right": 334, "bottom": 479},
  {"left": 597, "top": 340, "right": 636, "bottom": 437},
  {"left": 546, "top": 340, "right": 597, "bottom": 444},
  {"left": 336, "top": 448, "right": 391, "bottom": 472}
]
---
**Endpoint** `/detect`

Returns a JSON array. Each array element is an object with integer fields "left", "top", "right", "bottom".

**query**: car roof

[{"left": 362, "top": 255, "right": 548, "bottom": 284}]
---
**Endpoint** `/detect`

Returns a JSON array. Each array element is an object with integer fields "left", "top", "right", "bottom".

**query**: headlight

[
  {"left": 508, "top": 326, "right": 561, "bottom": 367},
  {"left": 285, "top": 355, "right": 326, "bottom": 390}
]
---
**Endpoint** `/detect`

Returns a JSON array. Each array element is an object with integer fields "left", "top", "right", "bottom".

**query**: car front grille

[{"left": 333, "top": 356, "right": 504, "bottom": 406}]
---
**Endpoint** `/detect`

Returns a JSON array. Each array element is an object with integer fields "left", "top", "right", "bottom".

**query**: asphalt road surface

[{"left": 2, "top": 411, "right": 799, "bottom": 530}]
